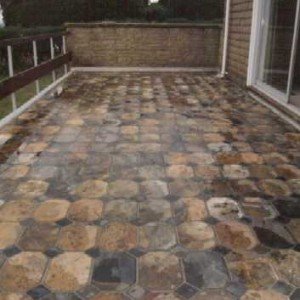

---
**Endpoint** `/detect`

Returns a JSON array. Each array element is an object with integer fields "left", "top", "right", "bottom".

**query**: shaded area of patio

[{"left": 0, "top": 72, "right": 299, "bottom": 299}]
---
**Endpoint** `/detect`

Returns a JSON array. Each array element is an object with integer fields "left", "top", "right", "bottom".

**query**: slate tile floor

[{"left": 0, "top": 72, "right": 299, "bottom": 300}]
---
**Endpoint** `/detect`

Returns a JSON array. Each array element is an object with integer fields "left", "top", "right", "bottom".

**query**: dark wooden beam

[
  {"left": 0, "top": 32, "right": 67, "bottom": 47},
  {"left": 0, "top": 53, "right": 71, "bottom": 100}
]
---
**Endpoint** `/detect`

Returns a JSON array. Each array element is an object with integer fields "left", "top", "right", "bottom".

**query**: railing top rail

[
  {"left": 0, "top": 52, "right": 71, "bottom": 100},
  {"left": 0, "top": 31, "right": 67, "bottom": 47}
]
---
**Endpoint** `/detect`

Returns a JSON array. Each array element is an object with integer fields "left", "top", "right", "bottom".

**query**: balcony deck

[{"left": 0, "top": 72, "right": 299, "bottom": 299}]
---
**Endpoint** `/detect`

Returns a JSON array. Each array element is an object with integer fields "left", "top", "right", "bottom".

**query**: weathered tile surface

[
  {"left": 45, "top": 252, "right": 92, "bottom": 292},
  {"left": 0, "top": 72, "right": 299, "bottom": 297},
  {"left": 0, "top": 252, "right": 47, "bottom": 292}
]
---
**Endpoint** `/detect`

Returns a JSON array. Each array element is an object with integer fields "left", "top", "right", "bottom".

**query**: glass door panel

[{"left": 257, "top": 0, "right": 298, "bottom": 95}]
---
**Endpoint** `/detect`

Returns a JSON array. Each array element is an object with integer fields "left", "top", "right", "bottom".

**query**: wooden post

[
  {"left": 33, "top": 40, "right": 40, "bottom": 94},
  {"left": 62, "top": 35, "right": 68, "bottom": 75},
  {"left": 7, "top": 45, "right": 17, "bottom": 111},
  {"left": 50, "top": 37, "right": 56, "bottom": 82}
]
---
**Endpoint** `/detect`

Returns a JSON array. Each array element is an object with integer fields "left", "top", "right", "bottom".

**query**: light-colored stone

[
  {"left": 0, "top": 200, "right": 35, "bottom": 222},
  {"left": 241, "top": 290, "right": 288, "bottom": 300},
  {"left": 108, "top": 180, "right": 139, "bottom": 198},
  {"left": 215, "top": 221, "right": 258, "bottom": 252},
  {"left": 33, "top": 199, "right": 70, "bottom": 222},
  {"left": 178, "top": 221, "right": 216, "bottom": 250},
  {"left": 0, "top": 252, "right": 47, "bottom": 292},
  {"left": 139, "top": 252, "right": 183, "bottom": 290},
  {"left": 16, "top": 181, "right": 49, "bottom": 198},
  {"left": 223, "top": 165, "right": 249, "bottom": 179},
  {"left": 97, "top": 221, "right": 137, "bottom": 251},
  {"left": 207, "top": 197, "right": 242, "bottom": 221},
  {"left": 57, "top": 224, "right": 97, "bottom": 251},
  {"left": 73, "top": 180, "right": 108, "bottom": 198},
  {"left": 0, "top": 222, "right": 22, "bottom": 249},
  {"left": 45, "top": 252, "right": 92, "bottom": 292},
  {"left": 139, "top": 223, "right": 177, "bottom": 250},
  {"left": 167, "top": 165, "right": 194, "bottom": 178},
  {"left": 1, "top": 166, "right": 29, "bottom": 180},
  {"left": 173, "top": 198, "right": 208, "bottom": 222},
  {"left": 68, "top": 199, "right": 103, "bottom": 222}
]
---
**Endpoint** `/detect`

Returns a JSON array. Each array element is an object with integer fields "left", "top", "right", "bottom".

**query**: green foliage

[
  {"left": 1, "top": 0, "right": 148, "bottom": 26},
  {"left": 159, "top": 0, "right": 224, "bottom": 21},
  {"left": 0, "top": 26, "right": 62, "bottom": 39},
  {"left": 144, "top": 3, "right": 170, "bottom": 22},
  {"left": 1, "top": 0, "right": 224, "bottom": 26}
]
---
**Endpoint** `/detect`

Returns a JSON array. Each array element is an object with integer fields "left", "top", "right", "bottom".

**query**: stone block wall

[
  {"left": 66, "top": 23, "right": 222, "bottom": 68},
  {"left": 227, "top": 0, "right": 253, "bottom": 84}
]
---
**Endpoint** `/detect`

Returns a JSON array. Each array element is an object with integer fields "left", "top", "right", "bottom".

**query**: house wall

[
  {"left": 227, "top": 0, "right": 253, "bottom": 84},
  {"left": 66, "top": 23, "right": 222, "bottom": 68}
]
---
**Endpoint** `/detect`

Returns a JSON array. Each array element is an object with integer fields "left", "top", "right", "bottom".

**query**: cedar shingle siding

[{"left": 227, "top": 0, "right": 253, "bottom": 84}]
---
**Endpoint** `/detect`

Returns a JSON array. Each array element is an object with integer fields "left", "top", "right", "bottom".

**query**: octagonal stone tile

[
  {"left": 241, "top": 197, "right": 277, "bottom": 220},
  {"left": 138, "top": 200, "right": 172, "bottom": 224},
  {"left": 228, "top": 259, "right": 277, "bottom": 289},
  {"left": 108, "top": 180, "right": 139, "bottom": 198},
  {"left": 287, "top": 219, "right": 300, "bottom": 243},
  {"left": 173, "top": 197, "right": 208, "bottom": 222},
  {"left": 193, "top": 290, "right": 234, "bottom": 300},
  {"left": 139, "top": 165, "right": 165, "bottom": 179},
  {"left": 97, "top": 221, "right": 137, "bottom": 251},
  {"left": 104, "top": 200, "right": 138, "bottom": 221},
  {"left": 166, "top": 165, "right": 194, "bottom": 178},
  {"left": 287, "top": 179, "right": 300, "bottom": 195},
  {"left": 164, "top": 153, "right": 189, "bottom": 165},
  {"left": 188, "top": 153, "right": 215, "bottom": 165},
  {"left": 194, "top": 165, "right": 221, "bottom": 180},
  {"left": 0, "top": 222, "right": 22, "bottom": 249},
  {"left": 140, "top": 180, "right": 169, "bottom": 198},
  {"left": 0, "top": 292, "right": 32, "bottom": 300},
  {"left": 0, "top": 252, "right": 47, "bottom": 292},
  {"left": 144, "top": 292, "right": 181, "bottom": 300},
  {"left": 45, "top": 252, "right": 92, "bottom": 292},
  {"left": 275, "top": 164, "right": 300, "bottom": 180},
  {"left": 23, "top": 142, "right": 48, "bottom": 153},
  {"left": 169, "top": 179, "right": 200, "bottom": 197},
  {"left": 259, "top": 180, "right": 291, "bottom": 197},
  {"left": 223, "top": 165, "right": 249, "bottom": 180},
  {"left": 16, "top": 181, "right": 49, "bottom": 198},
  {"left": 183, "top": 251, "right": 229, "bottom": 289},
  {"left": 178, "top": 221, "right": 216, "bottom": 250},
  {"left": 68, "top": 199, "right": 103, "bottom": 222},
  {"left": 139, "top": 252, "right": 183, "bottom": 290},
  {"left": 41, "top": 125, "right": 61, "bottom": 135},
  {"left": 33, "top": 199, "right": 70, "bottom": 222},
  {"left": 0, "top": 165, "right": 29, "bottom": 180},
  {"left": 0, "top": 199, "right": 35, "bottom": 222},
  {"left": 90, "top": 293, "right": 127, "bottom": 300},
  {"left": 215, "top": 221, "right": 258, "bottom": 252},
  {"left": 92, "top": 252, "right": 136, "bottom": 290},
  {"left": 269, "top": 249, "right": 300, "bottom": 286},
  {"left": 207, "top": 197, "right": 242, "bottom": 221},
  {"left": 139, "top": 223, "right": 177, "bottom": 250},
  {"left": 18, "top": 222, "right": 59, "bottom": 251},
  {"left": 57, "top": 224, "right": 97, "bottom": 251},
  {"left": 240, "top": 152, "right": 264, "bottom": 165},
  {"left": 241, "top": 290, "right": 288, "bottom": 300},
  {"left": 73, "top": 180, "right": 108, "bottom": 198},
  {"left": 263, "top": 153, "right": 289, "bottom": 165}
]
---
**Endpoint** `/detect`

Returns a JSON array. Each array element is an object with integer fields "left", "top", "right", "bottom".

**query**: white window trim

[{"left": 247, "top": 0, "right": 300, "bottom": 107}]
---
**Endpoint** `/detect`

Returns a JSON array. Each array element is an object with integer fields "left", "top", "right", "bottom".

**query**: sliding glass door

[{"left": 249, "top": 0, "right": 300, "bottom": 106}]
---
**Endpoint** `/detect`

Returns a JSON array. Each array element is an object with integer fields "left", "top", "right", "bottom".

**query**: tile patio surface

[{"left": 0, "top": 72, "right": 299, "bottom": 300}]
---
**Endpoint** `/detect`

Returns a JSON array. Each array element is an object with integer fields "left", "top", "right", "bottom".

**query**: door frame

[{"left": 247, "top": 0, "right": 300, "bottom": 105}]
